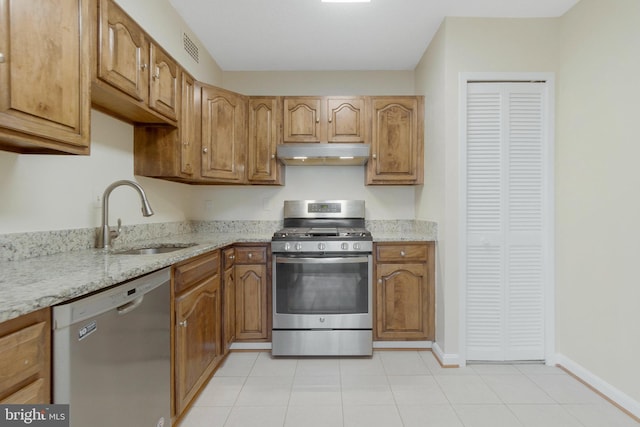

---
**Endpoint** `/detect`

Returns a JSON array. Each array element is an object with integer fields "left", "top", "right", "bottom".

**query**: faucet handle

[{"left": 110, "top": 218, "right": 122, "bottom": 241}]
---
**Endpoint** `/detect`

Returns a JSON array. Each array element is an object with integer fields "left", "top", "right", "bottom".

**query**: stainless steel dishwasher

[{"left": 53, "top": 267, "right": 171, "bottom": 427}]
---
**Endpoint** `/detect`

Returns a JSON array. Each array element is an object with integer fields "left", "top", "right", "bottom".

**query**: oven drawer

[
  {"left": 235, "top": 246, "right": 267, "bottom": 264},
  {"left": 375, "top": 243, "right": 428, "bottom": 262}
]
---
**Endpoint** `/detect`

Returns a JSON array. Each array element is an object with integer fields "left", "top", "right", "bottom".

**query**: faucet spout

[{"left": 97, "top": 180, "right": 154, "bottom": 249}]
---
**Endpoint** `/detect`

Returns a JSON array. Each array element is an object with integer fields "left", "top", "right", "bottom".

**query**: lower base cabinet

[
  {"left": 234, "top": 245, "right": 270, "bottom": 341},
  {"left": 173, "top": 250, "right": 223, "bottom": 417},
  {"left": 374, "top": 242, "right": 435, "bottom": 341},
  {"left": 0, "top": 308, "right": 50, "bottom": 404}
]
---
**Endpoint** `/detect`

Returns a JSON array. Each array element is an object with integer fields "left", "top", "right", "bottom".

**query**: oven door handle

[{"left": 275, "top": 256, "right": 370, "bottom": 264}]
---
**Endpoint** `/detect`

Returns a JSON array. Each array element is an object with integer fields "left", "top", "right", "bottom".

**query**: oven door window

[{"left": 275, "top": 256, "right": 369, "bottom": 315}]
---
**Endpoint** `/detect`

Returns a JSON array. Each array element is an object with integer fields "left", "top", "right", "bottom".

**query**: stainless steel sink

[{"left": 112, "top": 243, "right": 197, "bottom": 255}]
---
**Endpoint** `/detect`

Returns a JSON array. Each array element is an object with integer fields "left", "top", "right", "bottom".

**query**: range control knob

[
  {"left": 318, "top": 242, "right": 326, "bottom": 251},
  {"left": 353, "top": 243, "right": 361, "bottom": 251},
  {"left": 295, "top": 242, "right": 302, "bottom": 251},
  {"left": 341, "top": 242, "right": 349, "bottom": 251},
  {"left": 284, "top": 243, "right": 291, "bottom": 252}
]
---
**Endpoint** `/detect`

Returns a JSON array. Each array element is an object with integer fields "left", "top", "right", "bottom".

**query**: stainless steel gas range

[{"left": 271, "top": 200, "right": 373, "bottom": 357}]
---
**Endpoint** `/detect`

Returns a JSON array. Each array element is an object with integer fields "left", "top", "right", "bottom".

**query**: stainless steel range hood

[{"left": 276, "top": 143, "right": 370, "bottom": 166}]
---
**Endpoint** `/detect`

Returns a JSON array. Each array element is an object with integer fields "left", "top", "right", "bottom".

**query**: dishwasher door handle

[{"left": 117, "top": 296, "right": 145, "bottom": 315}]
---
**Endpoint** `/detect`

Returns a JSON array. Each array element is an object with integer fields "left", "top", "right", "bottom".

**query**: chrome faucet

[{"left": 97, "top": 180, "right": 154, "bottom": 249}]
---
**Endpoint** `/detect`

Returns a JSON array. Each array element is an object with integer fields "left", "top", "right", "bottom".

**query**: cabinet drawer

[
  {"left": 0, "top": 378, "right": 47, "bottom": 404},
  {"left": 223, "top": 247, "right": 236, "bottom": 270},
  {"left": 235, "top": 247, "right": 267, "bottom": 264},
  {"left": 0, "top": 322, "right": 47, "bottom": 394},
  {"left": 375, "top": 243, "right": 428, "bottom": 262},
  {"left": 174, "top": 250, "right": 220, "bottom": 294}
]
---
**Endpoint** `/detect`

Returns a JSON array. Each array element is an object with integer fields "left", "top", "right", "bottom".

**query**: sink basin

[{"left": 112, "top": 243, "right": 197, "bottom": 255}]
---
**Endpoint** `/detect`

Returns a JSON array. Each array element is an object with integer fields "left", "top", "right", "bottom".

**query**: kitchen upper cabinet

[
  {"left": 0, "top": 308, "right": 50, "bottom": 404},
  {"left": 374, "top": 242, "right": 434, "bottom": 341},
  {"left": 283, "top": 97, "right": 321, "bottom": 143},
  {"left": 148, "top": 44, "right": 179, "bottom": 121},
  {"left": 173, "top": 251, "right": 223, "bottom": 416},
  {"left": 133, "top": 70, "right": 197, "bottom": 181},
  {"left": 248, "top": 97, "right": 284, "bottom": 185},
  {"left": 200, "top": 84, "right": 247, "bottom": 183},
  {"left": 327, "top": 97, "right": 367, "bottom": 143},
  {"left": 0, "top": 0, "right": 90, "bottom": 154},
  {"left": 92, "top": 0, "right": 178, "bottom": 125},
  {"left": 367, "top": 96, "right": 424, "bottom": 185},
  {"left": 234, "top": 245, "right": 270, "bottom": 341},
  {"left": 283, "top": 96, "right": 366, "bottom": 143}
]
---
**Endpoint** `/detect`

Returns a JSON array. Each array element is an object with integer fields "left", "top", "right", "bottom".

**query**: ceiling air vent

[{"left": 183, "top": 32, "right": 199, "bottom": 64}]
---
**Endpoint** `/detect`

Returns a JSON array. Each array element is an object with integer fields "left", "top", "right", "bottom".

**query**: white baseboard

[
  {"left": 432, "top": 342, "right": 461, "bottom": 367},
  {"left": 374, "top": 341, "right": 432, "bottom": 349},
  {"left": 555, "top": 353, "right": 640, "bottom": 420}
]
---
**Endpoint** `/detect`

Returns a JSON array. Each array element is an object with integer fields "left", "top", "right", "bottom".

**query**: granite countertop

[
  {"left": 0, "top": 226, "right": 436, "bottom": 323},
  {"left": 0, "top": 231, "right": 271, "bottom": 323}
]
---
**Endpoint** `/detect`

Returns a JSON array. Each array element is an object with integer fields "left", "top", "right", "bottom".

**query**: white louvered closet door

[{"left": 465, "top": 82, "right": 548, "bottom": 361}]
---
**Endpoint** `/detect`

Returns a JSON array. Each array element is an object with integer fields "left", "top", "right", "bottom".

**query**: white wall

[
  {"left": 0, "top": 0, "right": 215, "bottom": 235},
  {"left": 222, "top": 71, "right": 415, "bottom": 96},
  {"left": 189, "top": 167, "right": 415, "bottom": 221},
  {"left": 414, "top": 22, "right": 448, "bottom": 352},
  {"left": 414, "top": 17, "right": 559, "bottom": 357},
  {"left": 187, "top": 70, "right": 418, "bottom": 221},
  {"left": 556, "top": 0, "right": 640, "bottom": 405},
  {"left": 0, "top": 111, "right": 189, "bottom": 234}
]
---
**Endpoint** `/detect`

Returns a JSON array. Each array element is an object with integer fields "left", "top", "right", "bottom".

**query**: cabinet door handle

[
  {"left": 271, "top": 154, "right": 276, "bottom": 159},
  {"left": 378, "top": 279, "right": 382, "bottom": 284},
  {"left": 141, "top": 63, "right": 148, "bottom": 70},
  {"left": 248, "top": 253, "right": 253, "bottom": 259},
  {"left": 229, "top": 254, "right": 235, "bottom": 260},
  {"left": 179, "top": 320, "right": 188, "bottom": 327},
  {"left": 203, "top": 147, "right": 208, "bottom": 154},
  {"left": 316, "top": 118, "right": 320, "bottom": 123},
  {"left": 152, "top": 66, "right": 160, "bottom": 80},
  {"left": 0, "top": 53, "right": 5, "bottom": 63},
  {"left": 400, "top": 250, "right": 406, "bottom": 257},
  {"left": 372, "top": 154, "right": 377, "bottom": 159},
  {"left": 328, "top": 117, "right": 332, "bottom": 123}
]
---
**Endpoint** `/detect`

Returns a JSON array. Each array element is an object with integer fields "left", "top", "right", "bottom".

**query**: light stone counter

[
  {"left": 0, "top": 220, "right": 436, "bottom": 323},
  {"left": 0, "top": 231, "right": 271, "bottom": 323}
]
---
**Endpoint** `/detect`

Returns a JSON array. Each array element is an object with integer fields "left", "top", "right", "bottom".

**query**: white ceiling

[{"left": 169, "top": 0, "right": 579, "bottom": 71}]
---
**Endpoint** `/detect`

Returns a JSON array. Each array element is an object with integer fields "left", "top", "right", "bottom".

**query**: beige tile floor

[{"left": 180, "top": 351, "right": 639, "bottom": 427}]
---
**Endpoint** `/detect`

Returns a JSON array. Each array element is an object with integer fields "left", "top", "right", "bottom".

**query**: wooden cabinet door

[
  {"left": 283, "top": 97, "right": 322, "bottom": 143},
  {"left": 149, "top": 44, "right": 178, "bottom": 121},
  {"left": 97, "top": 0, "right": 148, "bottom": 103},
  {"left": 375, "top": 263, "right": 429, "bottom": 340},
  {"left": 0, "top": 0, "right": 90, "bottom": 154},
  {"left": 368, "top": 97, "right": 424, "bottom": 185},
  {"left": 327, "top": 97, "right": 366, "bottom": 143},
  {"left": 235, "top": 264, "right": 268, "bottom": 341},
  {"left": 201, "top": 85, "right": 247, "bottom": 183},
  {"left": 174, "top": 275, "right": 221, "bottom": 414},
  {"left": 248, "top": 97, "right": 283, "bottom": 184}
]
